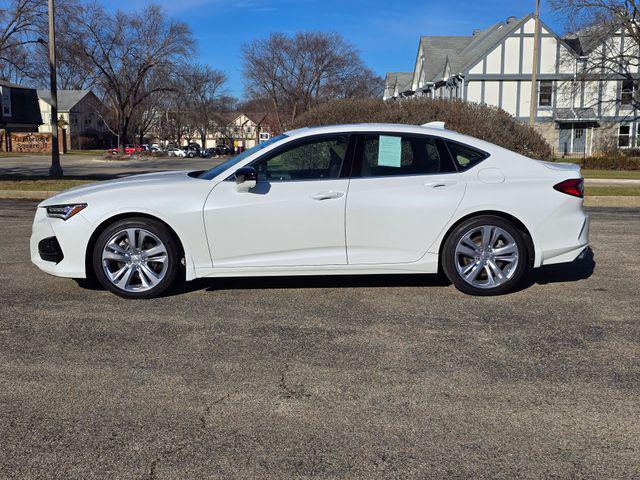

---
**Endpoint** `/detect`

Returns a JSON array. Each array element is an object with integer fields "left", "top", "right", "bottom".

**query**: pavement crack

[{"left": 146, "top": 394, "right": 229, "bottom": 480}]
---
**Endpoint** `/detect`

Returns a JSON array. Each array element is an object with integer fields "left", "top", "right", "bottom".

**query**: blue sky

[{"left": 109, "top": 0, "right": 563, "bottom": 98}]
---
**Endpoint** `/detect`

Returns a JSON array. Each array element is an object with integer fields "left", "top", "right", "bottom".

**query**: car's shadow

[
  {"left": 169, "top": 248, "right": 596, "bottom": 296},
  {"left": 75, "top": 248, "right": 595, "bottom": 296}
]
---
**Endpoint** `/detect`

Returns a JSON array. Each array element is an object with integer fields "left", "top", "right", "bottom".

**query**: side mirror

[{"left": 234, "top": 166, "right": 257, "bottom": 191}]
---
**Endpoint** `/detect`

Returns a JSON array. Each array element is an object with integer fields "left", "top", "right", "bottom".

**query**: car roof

[{"left": 283, "top": 123, "right": 500, "bottom": 153}]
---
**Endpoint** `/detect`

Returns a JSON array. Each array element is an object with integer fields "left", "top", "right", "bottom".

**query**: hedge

[{"left": 292, "top": 98, "right": 553, "bottom": 161}]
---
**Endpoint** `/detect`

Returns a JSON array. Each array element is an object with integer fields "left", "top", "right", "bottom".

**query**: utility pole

[
  {"left": 529, "top": 0, "right": 541, "bottom": 127},
  {"left": 48, "top": 0, "right": 63, "bottom": 177}
]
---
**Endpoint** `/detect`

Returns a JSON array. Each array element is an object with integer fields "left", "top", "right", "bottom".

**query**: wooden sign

[{"left": 10, "top": 132, "right": 53, "bottom": 152}]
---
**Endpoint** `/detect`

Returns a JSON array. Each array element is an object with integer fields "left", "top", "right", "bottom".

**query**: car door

[
  {"left": 203, "top": 134, "right": 354, "bottom": 268},
  {"left": 345, "top": 133, "right": 466, "bottom": 264}
]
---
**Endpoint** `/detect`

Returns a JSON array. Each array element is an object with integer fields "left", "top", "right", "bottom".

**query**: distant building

[
  {"left": 0, "top": 79, "right": 43, "bottom": 151},
  {"left": 384, "top": 13, "right": 640, "bottom": 156},
  {"left": 37, "top": 89, "right": 109, "bottom": 149}
]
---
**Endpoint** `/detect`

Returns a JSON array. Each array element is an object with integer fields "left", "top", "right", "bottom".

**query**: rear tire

[
  {"left": 442, "top": 215, "right": 528, "bottom": 296},
  {"left": 92, "top": 217, "right": 180, "bottom": 299}
]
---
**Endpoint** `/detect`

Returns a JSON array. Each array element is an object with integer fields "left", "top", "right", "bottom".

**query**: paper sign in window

[{"left": 377, "top": 135, "right": 401, "bottom": 167}]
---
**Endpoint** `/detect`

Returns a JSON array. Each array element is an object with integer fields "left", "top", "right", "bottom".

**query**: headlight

[{"left": 45, "top": 203, "right": 87, "bottom": 220}]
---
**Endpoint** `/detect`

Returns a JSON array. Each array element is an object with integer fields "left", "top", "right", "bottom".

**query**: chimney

[
  {"left": 506, "top": 16, "right": 517, "bottom": 24},
  {"left": 472, "top": 29, "right": 481, "bottom": 36}
]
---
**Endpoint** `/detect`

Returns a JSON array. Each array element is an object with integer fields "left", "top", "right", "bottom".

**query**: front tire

[
  {"left": 92, "top": 217, "right": 180, "bottom": 299},
  {"left": 442, "top": 215, "right": 528, "bottom": 296}
]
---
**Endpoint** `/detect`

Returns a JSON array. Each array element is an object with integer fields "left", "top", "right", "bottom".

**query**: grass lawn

[
  {"left": 585, "top": 185, "right": 640, "bottom": 196},
  {"left": 68, "top": 149, "right": 109, "bottom": 155},
  {"left": 0, "top": 179, "right": 94, "bottom": 191},
  {"left": 581, "top": 169, "right": 640, "bottom": 179}
]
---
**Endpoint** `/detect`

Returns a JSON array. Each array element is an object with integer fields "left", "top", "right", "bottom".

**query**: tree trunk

[{"left": 200, "top": 132, "right": 207, "bottom": 149}]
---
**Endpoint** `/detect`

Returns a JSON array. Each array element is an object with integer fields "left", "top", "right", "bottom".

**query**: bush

[
  {"left": 580, "top": 156, "right": 640, "bottom": 170},
  {"left": 291, "top": 98, "right": 553, "bottom": 160}
]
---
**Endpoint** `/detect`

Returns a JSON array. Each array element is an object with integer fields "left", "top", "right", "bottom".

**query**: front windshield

[{"left": 197, "top": 134, "right": 289, "bottom": 180}]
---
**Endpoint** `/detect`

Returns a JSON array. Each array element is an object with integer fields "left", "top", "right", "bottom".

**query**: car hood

[{"left": 39, "top": 170, "right": 196, "bottom": 206}]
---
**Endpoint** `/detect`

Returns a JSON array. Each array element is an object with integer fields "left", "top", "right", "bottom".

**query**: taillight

[{"left": 553, "top": 178, "right": 584, "bottom": 198}]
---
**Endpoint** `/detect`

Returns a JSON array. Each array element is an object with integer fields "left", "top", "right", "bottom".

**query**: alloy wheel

[
  {"left": 454, "top": 225, "right": 519, "bottom": 289},
  {"left": 101, "top": 228, "right": 169, "bottom": 292}
]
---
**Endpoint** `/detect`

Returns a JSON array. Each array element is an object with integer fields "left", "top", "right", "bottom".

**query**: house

[
  {"left": 37, "top": 89, "right": 109, "bottom": 149},
  {"left": 384, "top": 13, "right": 639, "bottom": 156},
  {"left": 0, "top": 80, "right": 43, "bottom": 151},
  {"left": 177, "top": 111, "right": 275, "bottom": 150}
]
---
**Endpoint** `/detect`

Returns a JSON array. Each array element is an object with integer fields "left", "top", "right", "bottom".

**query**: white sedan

[{"left": 31, "top": 123, "right": 589, "bottom": 298}]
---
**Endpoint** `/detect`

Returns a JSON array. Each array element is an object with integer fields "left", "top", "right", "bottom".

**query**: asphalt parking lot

[{"left": 0, "top": 200, "right": 638, "bottom": 479}]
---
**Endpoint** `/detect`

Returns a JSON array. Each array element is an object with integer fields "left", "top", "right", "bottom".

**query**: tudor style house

[
  {"left": 384, "top": 13, "right": 639, "bottom": 156},
  {"left": 37, "top": 89, "right": 109, "bottom": 149}
]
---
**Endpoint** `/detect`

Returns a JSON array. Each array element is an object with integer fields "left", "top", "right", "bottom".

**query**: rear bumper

[{"left": 539, "top": 211, "right": 589, "bottom": 266}]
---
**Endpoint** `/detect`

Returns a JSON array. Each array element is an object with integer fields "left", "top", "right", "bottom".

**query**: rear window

[
  {"left": 445, "top": 141, "right": 489, "bottom": 170},
  {"left": 358, "top": 134, "right": 456, "bottom": 177}
]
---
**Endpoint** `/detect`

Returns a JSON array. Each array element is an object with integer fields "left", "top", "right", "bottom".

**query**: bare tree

[
  {"left": 179, "top": 65, "right": 227, "bottom": 147},
  {"left": 69, "top": 3, "right": 192, "bottom": 151},
  {"left": 0, "top": 0, "right": 46, "bottom": 81},
  {"left": 552, "top": 0, "right": 640, "bottom": 119},
  {"left": 242, "top": 31, "right": 383, "bottom": 130}
]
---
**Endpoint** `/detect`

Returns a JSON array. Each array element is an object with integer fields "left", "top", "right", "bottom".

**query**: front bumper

[{"left": 30, "top": 207, "right": 92, "bottom": 278}]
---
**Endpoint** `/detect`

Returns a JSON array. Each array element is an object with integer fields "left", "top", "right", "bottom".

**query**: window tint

[
  {"left": 445, "top": 141, "right": 489, "bottom": 170},
  {"left": 358, "top": 134, "right": 455, "bottom": 177},
  {"left": 254, "top": 136, "right": 349, "bottom": 181}
]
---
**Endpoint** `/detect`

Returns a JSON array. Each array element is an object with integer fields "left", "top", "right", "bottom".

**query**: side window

[
  {"left": 445, "top": 141, "right": 489, "bottom": 170},
  {"left": 254, "top": 135, "right": 350, "bottom": 181},
  {"left": 359, "top": 134, "right": 455, "bottom": 177}
]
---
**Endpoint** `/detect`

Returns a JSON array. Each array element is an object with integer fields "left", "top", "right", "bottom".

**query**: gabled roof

[
  {"left": 384, "top": 72, "right": 413, "bottom": 98},
  {"left": 37, "top": 89, "right": 92, "bottom": 111}
]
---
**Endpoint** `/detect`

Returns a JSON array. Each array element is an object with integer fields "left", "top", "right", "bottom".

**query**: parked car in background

[
  {"left": 201, "top": 148, "right": 216, "bottom": 158},
  {"left": 215, "top": 145, "right": 232, "bottom": 155},
  {"left": 31, "top": 122, "right": 589, "bottom": 299},
  {"left": 108, "top": 144, "right": 142, "bottom": 155},
  {"left": 166, "top": 147, "right": 186, "bottom": 157}
]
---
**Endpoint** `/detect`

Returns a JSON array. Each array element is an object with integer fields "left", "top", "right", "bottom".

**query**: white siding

[
  {"left": 485, "top": 46, "right": 502, "bottom": 74},
  {"left": 484, "top": 81, "right": 500, "bottom": 106},
  {"left": 540, "top": 37, "right": 557, "bottom": 74},
  {"left": 523, "top": 18, "right": 536, "bottom": 34},
  {"left": 467, "top": 81, "right": 482, "bottom": 102},
  {"left": 558, "top": 44, "right": 576, "bottom": 74},
  {"left": 519, "top": 81, "right": 532, "bottom": 117},
  {"left": 469, "top": 61, "right": 483, "bottom": 74},
  {"left": 504, "top": 37, "right": 520, "bottom": 74},
  {"left": 602, "top": 80, "right": 618, "bottom": 116},
  {"left": 522, "top": 37, "right": 534, "bottom": 74},
  {"left": 502, "top": 81, "right": 518, "bottom": 115}
]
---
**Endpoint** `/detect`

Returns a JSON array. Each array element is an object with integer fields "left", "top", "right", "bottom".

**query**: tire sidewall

[
  {"left": 442, "top": 215, "right": 528, "bottom": 296},
  {"left": 92, "top": 217, "right": 180, "bottom": 299}
]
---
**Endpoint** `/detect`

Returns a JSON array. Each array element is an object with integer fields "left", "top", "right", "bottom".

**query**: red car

[{"left": 108, "top": 144, "right": 142, "bottom": 155}]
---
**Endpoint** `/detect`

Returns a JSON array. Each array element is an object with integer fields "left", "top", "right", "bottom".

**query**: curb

[{"left": 1, "top": 190, "right": 639, "bottom": 208}]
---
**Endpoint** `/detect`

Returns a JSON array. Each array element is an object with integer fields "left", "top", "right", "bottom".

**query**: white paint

[
  {"left": 467, "top": 81, "right": 482, "bottom": 102},
  {"left": 484, "top": 81, "right": 500, "bottom": 107},
  {"left": 30, "top": 123, "right": 590, "bottom": 294},
  {"left": 501, "top": 81, "right": 518, "bottom": 115},
  {"left": 469, "top": 61, "right": 483, "bottom": 74},
  {"left": 485, "top": 46, "right": 502, "bottom": 74},
  {"left": 504, "top": 37, "right": 520, "bottom": 74},
  {"left": 540, "top": 37, "right": 557, "bottom": 74},
  {"left": 522, "top": 37, "right": 534, "bottom": 74}
]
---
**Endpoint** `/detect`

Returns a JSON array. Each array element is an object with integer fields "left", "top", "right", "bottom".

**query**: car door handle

[
  {"left": 310, "top": 191, "right": 344, "bottom": 200},
  {"left": 424, "top": 180, "right": 458, "bottom": 188}
]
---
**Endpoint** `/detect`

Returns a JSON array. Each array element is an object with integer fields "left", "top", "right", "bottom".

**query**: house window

[
  {"left": 538, "top": 81, "right": 553, "bottom": 107},
  {"left": 575, "top": 127, "right": 584, "bottom": 139},
  {"left": 621, "top": 80, "right": 635, "bottom": 106},
  {"left": 618, "top": 124, "right": 631, "bottom": 147}
]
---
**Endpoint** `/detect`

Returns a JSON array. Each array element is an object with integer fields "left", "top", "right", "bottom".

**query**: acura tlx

[{"left": 31, "top": 122, "right": 589, "bottom": 299}]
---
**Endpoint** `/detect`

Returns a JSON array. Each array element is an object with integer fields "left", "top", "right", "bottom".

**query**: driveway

[
  {"left": 0, "top": 201, "right": 638, "bottom": 479},
  {"left": 0, "top": 154, "right": 226, "bottom": 178}
]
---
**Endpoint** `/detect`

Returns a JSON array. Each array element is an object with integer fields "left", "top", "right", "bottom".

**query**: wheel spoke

[
  {"left": 114, "top": 265, "right": 135, "bottom": 289},
  {"left": 456, "top": 244, "right": 478, "bottom": 258},
  {"left": 143, "top": 244, "right": 166, "bottom": 257},
  {"left": 140, "top": 264, "right": 161, "bottom": 286},
  {"left": 125, "top": 228, "right": 138, "bottom": 249},
  {"left": 103, "top": 250, "right": 128, "bottom": 262},
  {"left": 481, "top": 226, "right": 493, "bottom": 249},
  {"left": 487, "top": 259, "right": 506, "bottom": 283},
  {"left": 464, "top": 261, "right": 483, "bottom": 282},
  {"left": 493, "top": 244, "right": 516, "bottom": 256}
]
